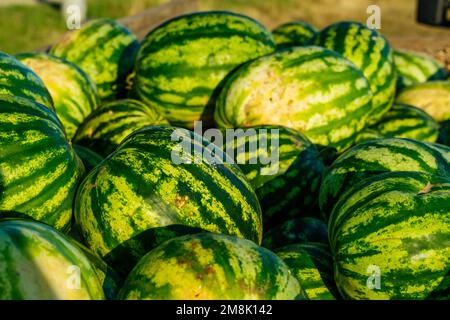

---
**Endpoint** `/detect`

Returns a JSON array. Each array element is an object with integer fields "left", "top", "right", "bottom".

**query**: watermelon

[
  {"left": 262, "top": 217, "right": 329, "bottom": 249},
  {"left": 131, "top": 11, "right": 276, "bottom": 128},
  {"left": 396, "top": 80, "right": 450, "bottom": 122},
  {"left": 370, "top": 104, "right": 439, "bottom": 143},
  {"left": 394, "top": 49, "right": 448, "bottom": 89},
  {"left": 73, "top": 145, "right": 104, "bottom": 172},
  {"left": 214, "top": 46, "right": 373, "bottom": 151},
  {"left": 319, "top": 138, "right": 450, "bottom": 219},
  {"left": 274, "top": 242, "right": 338, "bottom": 300},
  {"left": 50, "top": 19, "right": 139, "bottom": 101},
  {"left": 438, "top": 120, "right": 450, "bottom": 146},
  {"left": 329, "top": 171, "right": 450, "bottom": 299},
  {"left": 0, "top": 95, "right": 84, "bottom": 232},
  {"left": 16, "top": 52, "right": 100, "bottom": 139},
  {"left": 0, "top": 51, "right": 53, "bottom": 110},
  {"left": 0, "top": 218, "right": 105, "bottom": 299},
  {"left": 272, "top": 21, "right": 317, "bottom": 48},
  {"left": 118, "top": 232, "right": 301, "bottom": 300},
  {"left": 74, "top": 126, "right": 262, "bottom": 275},
  {"left": 73, "top": 99, "right": 169, "bottom": 157},
  {"left": 227, "top": 125, "right": 324, "bottom": 227},
  {"left": 312, "top": 21, "right": 396, "bottom": 124}
]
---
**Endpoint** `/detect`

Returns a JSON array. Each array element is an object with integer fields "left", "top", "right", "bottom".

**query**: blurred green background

[{"left": 0, "top": 0, "right": 448, "bottom": 54}]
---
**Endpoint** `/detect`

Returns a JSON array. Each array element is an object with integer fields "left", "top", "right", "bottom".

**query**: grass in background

[{"left": 0, "top": 4, "right": 66, "bottom": 54}]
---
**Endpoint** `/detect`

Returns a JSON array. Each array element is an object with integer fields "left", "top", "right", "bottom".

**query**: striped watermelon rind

[
  {"left": 370, "top": 104, "right": 440, "bottom": 143},
  {"left": 394, "top": 49, "right": 448, "bottom": 90},
  {"left": 73, "top": 99, "right": 169, "bottom": 157},
  {"left": 0, "top": 95, "right": 84, "bottom": 231},
  {"left": 274, "top": 242, "right": 338, "bottom": 300},
  {"left": 227, "top": 125, "right": 325, "bottom": 226},
  {"left": 16, "top": 52, "right": 100, "bottom": 139},
  {"left": 0, "top": 51, "right": 54, "bottom": 110},
  {"left": 74, "top": 125, "right": 262, "bottom": 275},
  {"left": 214, "top": 46, "right": 374, "bottom": 151},
  {"left": 50, "top": 18, "right": 139, "bottom": 101},
  {"left": 262, "top": 217, "right": 329, "bottom": 249},
  {"left": 118, "top": 232, "right": 302, "bottom": 300},
  {"left": 131, "top": 11, "right": 276, "bottom": 128},
  {"left": 312, "top": 21, "right": 396, "bottom": 125},
  {"left": 319, "top": 138, "right": 450, "bottom": 219},
  {"left": 272, "top": 21, "right": 317, "bottom": 48},
  {"left": 329, "top": 171, "right": 450, "bottom": 300},
  {"left": 396, "top": 80, "right": 450, "bottom": 122},
  {"left": 0, "top": 218, "right": 105, "bottom": 300}
]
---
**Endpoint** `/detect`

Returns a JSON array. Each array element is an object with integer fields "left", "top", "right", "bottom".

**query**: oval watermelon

[
  {"left": 262, "top": 217, "right": 329, "bottom": 249},
  {"left": 131, "top": 11, "right": 276, "bottom": 128},
  {"left": 0, "top": 95, "right": 84, "bottom": 231},
  {"left": 274, "top": 242, "right": 338, "bottom": 300},
  {"left": 75, "top": 125, "right": 262, "bottom": 275},
  {"left": 396, "top": 80, "right": 450, "bottom": 122},
  {"left": 0, "top": 218, "right": 105, "bottom": 300},
  {"left": 16, "top": 52, "right": 100, "bottom": 139},
  {"left": 312, "top": 21, "right": 396, "bottom": 125},
  {"left": 73, "top": 99, "right": 168, "bottom": 157},
  {"left": 319, "top": 138, "right": 450, "bottom": 219},
  {"left": 118, "top": 232, "right": 301, "bottom": 300},
  {"left": 272, "top": 21, "right": 317, "bottom": 48},
  {"left": 214, "top": 46, "right": 373, "bottom": 151},
  {"left": 226, "top": 125, "right": 324, "bottom": 227},
  {"left": 0, "top": 51, "right": 53, "bottom": 110},
  {"left": 50, "top": 19, "right": 139, "bottom": 101},
  {"left": 370, "top": 104, "right": 439, "bottom": 143},
  {"left": 329, "top": 171, "right": 450, "bottom": 299},
  {"left": 394, "top": 49, "right": 448, "bottom": 90}
]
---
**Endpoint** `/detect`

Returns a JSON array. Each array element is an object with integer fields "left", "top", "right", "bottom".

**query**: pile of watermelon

[{"left": 0, "top": 11, "right": 449, "bottom": 300}]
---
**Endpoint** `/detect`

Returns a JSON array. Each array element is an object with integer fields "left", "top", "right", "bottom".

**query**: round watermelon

[
  {"left": 396, "top": 80, "right": 450, "bottom": 122},
  {"left": 329, "top": 171, "right": 450, "bottom": 299},
  {"left": 0, "top": 51, "right": 53, "bottom": 110},
  {"left": 274, "top": 242, "right": 338, "bottom": 300},
  {"left": 319, "top": 138, "right": 450, "bottom": 219},
  {"left": 272, "top": 21, "right": 317, "bottom": 48},
  {"left": 394, "top": 49, "right": 448, "bottom": 90},
  {"left": 73, "top": 99, "right": 168, "bottom": 157},
  {"left": 0, "top": 95, "right": 84, "bottom": 232},
  {"left": 370, "top": 104, "right": 439, "bottom": 143},
  {"left": 312, "top": 21, "right": 396, "bottom": 125},
  {"left": 118, "top": 232, "right": 301, "bottom": 300},
  {"left": 73, "top": 145, "right": 104, "bottom": 172},
  {"left": 0, "top": 218, "right": 105, "bottom": 300},
  {"left": 214, "top": 46, "right": 373, "bottom": 151},
  {"left": 75, "top": 125, "right": 262, "bottom": 275},
  {"left": 50, "top": 19, "right": 139, "bottom": 101},
  {"left": 227, "top": 125, "right": 324, "bottom": 227},
  {"left": 262, "top": 217, "right": 329, "bottom": 249},
  {"left": 131, "top": 11, "right": 276, "bottom": 128},
  {"left": 17, "top": 52, "right": 100, "bottom": 139}
]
